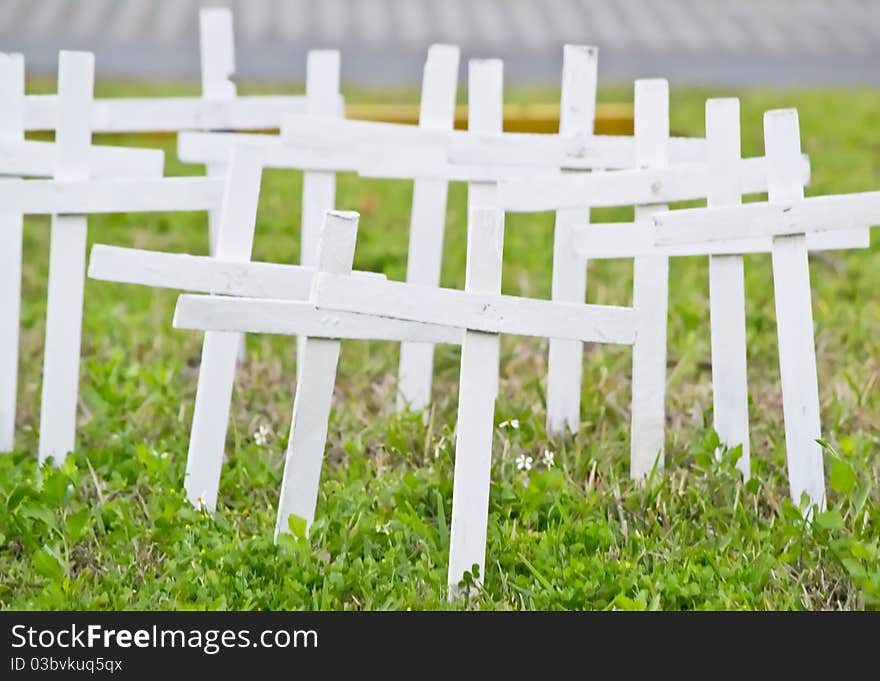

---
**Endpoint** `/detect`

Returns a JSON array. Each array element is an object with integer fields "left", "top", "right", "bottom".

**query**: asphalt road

[{"left": 2, "top": 0, "right": 880, "bottom": 86}]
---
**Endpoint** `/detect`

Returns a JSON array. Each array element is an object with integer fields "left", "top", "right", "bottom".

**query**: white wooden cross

[
  {"left": 18, "top": 8, "right": 327, "bottom": 256},
  {"left": 654, "top": 108, "right": 880, "bottom": 511},
  {"left": 178, "top": 44, "right": 460, "bottom": 414},
  {"left": 172, "top": 203, "right": 635, "bottom": 592},
  {"left": 495, "top": 87, "right": 868, "bottom": 482},
  {"left": 1, "top": 52, "right": 164, "bottom": 451},
  {"left": 277, "top": 62, "right": 704, "bottom": 441},
  {"left": 0, "top": 52, "right": 237, "bottom": 463},
  {"left": 171, "top": 60, "right": 634, "bottom": 594}
]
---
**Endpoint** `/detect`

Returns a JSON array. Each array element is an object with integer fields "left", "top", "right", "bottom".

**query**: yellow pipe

[{"left": 345, "top": 102, "right": 633, "bottom": 135}]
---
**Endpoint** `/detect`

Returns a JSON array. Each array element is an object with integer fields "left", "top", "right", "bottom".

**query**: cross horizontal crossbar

[
  {"left": 571, "top": 222, "right": 869, "bottom": 258},
  {"left": 654, "top": 191, "right": 880, "bottom": 245},
  {"left": 310, "top": 273, "right": 636, "bottom": 344},
  {"left": 281, "top": 115, "right": 707, "bottom": 171},
  {"left": 178, "top": 131, "right": 366, "bottom": 171},
  {"left": 497, "top": 156, "right": 811, "bottom": 211},
  {"left": 0, "top": 178, "right": 225, "bottom": 215},
  {"left": 22, "top": 95, "right": 326, "bottom": 133},
  {"left": 0, "top": 140, "right": 164, "bottom": 178},
  {"left": 173, "top": 295, "right": 463, "bottom": 344},
  {"left": 87, "top": 245, "right": 386, "bottom": 299}
]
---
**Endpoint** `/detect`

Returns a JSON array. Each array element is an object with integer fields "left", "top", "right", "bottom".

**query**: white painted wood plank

[
  {"left": 178, "top": 131, "right": 365, "bottom": 170},
  {"left": 184, "top": 149, "right": 264, "bottom": 512},
  {"left": 23, "top": 95, "right": 309, "bottom": 133},
  {"left": 570, "top": 221, "right": 867, "bottom": 258},
  {"left": 38, "top": 52, "right": 94, "bottom": 464},
  {"left": 0, "top": 54, "right": 24, "bottom": 451},
  {"left": 297, "top": 50, "right": 342, "bottom": 377},
  {"left": 397, "top": 44, "right": 459, "bottom": 412},
  {"left": 0, "top": 139, "right": 164, "bottom": 178},
  {"left": 630, "top": 79, "right": 670, "bottom": 482},
  {"left": 448, "top": 59, "right": 504, "bottom": 596},
  {"left": 173, "top": 296, "right": 462, "bottom": 344},
  {"left": 547, "top": 45, "right": 597, "bottom": 435},
  {"left": 765, "top": 109, "right": 826, "bottom": 512},
  {"left": 654, "top": 191, "right": 880, "bottom": 244},
  {"left": 200, "top": 7, "right": 238, "bottom": 257},
  {"left": 312, "top": 274, "right": 636, "bottom": 344},
  {"left": 275, "top": 211, "right": 359, "bottom": 540},
  {"left": 281, "top": 115, "right": 707, "bottom": 170},
  {"left": 497, "top": 155, "right": 811, "bottom": 211},
  {"left": 0, "top": 177, "right": 224, "bottom": 214},
  {"left": 87, "top": 245, "right": 386, "bottom": 298},
  {"left": 705, "top": 98, "right": 750, "bottom": 479}
]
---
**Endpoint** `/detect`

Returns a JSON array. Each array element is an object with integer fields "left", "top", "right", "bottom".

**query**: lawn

[{"left": 0, "top": 81, "right": 878, "bottom": 610}]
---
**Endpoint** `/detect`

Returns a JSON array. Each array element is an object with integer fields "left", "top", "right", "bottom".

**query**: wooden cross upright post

[
  {"left": 652, "top": 108, "right": 864, "bottom": 511},
  {"left": 630, "top": 79, "right": 671, "bottom": 480},
  {"left": 447, "top": 58, "right": 505, "bottom": 594},
  {"left": 705, "top": 98, "right": 750, "bottom": 477},
  {"left": 0, "top": 52, "right": 25, "bottom": 452},
  {"left": 180, "top": 45, "right": 461, "bottom": 408},
  {"left": 171, "top": 205, "right": 636, "bottom": 582},
  {"left": 547, "top": 45, "right": 597, "bottom": 435},
  {"left": 0, "top": 56, "right": 226, "bottom": 462},
  {"left": 200, "top": 7, "right": 238, "bottom": 256},
  {"left": 396, "top": 45, "right": 460, "bottom": 414}
]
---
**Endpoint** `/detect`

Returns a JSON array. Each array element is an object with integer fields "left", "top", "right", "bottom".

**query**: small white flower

[
  {"left": 542, "top": 449, "right": 555, "bottom": 468},
  {"left": 516, "top": 454, "right": 533, "bottom": 471},
  {"left": 376, "top": 521, "right": 391, "bottom": 535},
  {"left": 254, "top": 423, "right": 271, "bottom": 446},
  {"left": 500, "top": 418, "right": 520, "bottom": 430}
]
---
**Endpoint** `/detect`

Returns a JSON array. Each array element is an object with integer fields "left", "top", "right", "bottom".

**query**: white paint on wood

[
  {"left": 295, "top": 51, "right": 341, "bottom": 376},
  {"left": 275, "top": 211, "right": 359, "bottom": 540},
  {"left": 311, "top": 273, "right": 635, "bottom": 344},
  {"left": 200, "top": 7, "right": 238, "bottom": 257},
  {"left": 0, "top": 54, "right": 24, "bottom": 451},
  {"left": 497, "top": 154, "right": 811, "bottom": 211},
  {"left": 705, "top": 98, "right": 750, "bottom": 478},
  {"left": 0, "top": 177, "right": 224, "bottom": 214},
  {"left": 38, "top": 52, "right": 94, "bottom": 464},
  {"left": 0, "top": 139, "right": 164, "bottom": 178},
  {"left": 22, "top": 94, "right": 310, "bottom": 133},
  {"left": 448, "top": 59, "right": 504, "bottom": 596},
  {"left": 654, "top": 190, "right": 880, "bottom": 244},
  {"left": 764, "top": 109, "right": 826, "bottom": 511},
  {"left": 629, "top": 79, "right": 670, "bottom": 481},
  {"left": 87, "top": 245, "right": 386, "bottom": 299},
  {"left": 184, "top": 148, "right": 264, "bottom": 512},
  {"left": 572, "top": 220, "right": 868, "bottom": 258},
  {"left": 397, "top": 44, "right": 460, "bottom": 412},
  {"left": 547, "top": 44, "right": 597, "bottom": 434},
  {"left": 173, "top": 296, "right": 462, "bottom": 344}
]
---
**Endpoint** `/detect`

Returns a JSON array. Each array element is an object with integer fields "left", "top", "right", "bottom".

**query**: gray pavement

[{"left": 2, "top": 0, "right": 879, "bottom": 85}]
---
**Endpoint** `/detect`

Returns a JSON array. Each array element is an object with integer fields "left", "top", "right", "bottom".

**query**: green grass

[{"left": 1, "top": 82, "right": 878, "bottom": 610}]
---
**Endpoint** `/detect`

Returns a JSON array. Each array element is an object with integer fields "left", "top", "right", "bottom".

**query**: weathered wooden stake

[
  {"left": 184, "top": 147, "right": 264, "bottom": 511},
  {"left": 630, "top": 79, "right": 670, "bottom": 481},
  {"left": 447, "top": 59, "right": 504, "bottom": 595},
  {"left": 274, "top": 211, "right": 359, "bottom": 539},
  {"left": 37, "top": 52, "right": 94, "bottom": 463},
  {"left": 0, "top": 53, "right": 24, "bottom": 452},
  {"left": 396, "top": 44, "right": 460, "bottom": 414},
  {"left": 706, "top": 98, "right": 750, "bottom": 478},
  {"left": 764, "top": 109, "right": 826, "bottom": 511},
  {"left": 546, "top": 45, "right": 597, "bottom": 435}
]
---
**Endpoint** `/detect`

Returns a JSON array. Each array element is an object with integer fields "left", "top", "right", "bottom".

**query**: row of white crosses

[
  {"left": 0, "top": 7, "right": 339, "bottom": 456},
  {"left": 87, "top": 42, "right": 864, "bottom": 586},
  {"left": 5, "top": 20, "right": 875, "bottom": 593},
  {"left": 653, "top": 108, "right": 880, "bottom": 510}
]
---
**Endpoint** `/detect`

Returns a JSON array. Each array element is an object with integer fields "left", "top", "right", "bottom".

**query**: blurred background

[{"left": 2, "top": 0, "right": 880, "bottom": 86}]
